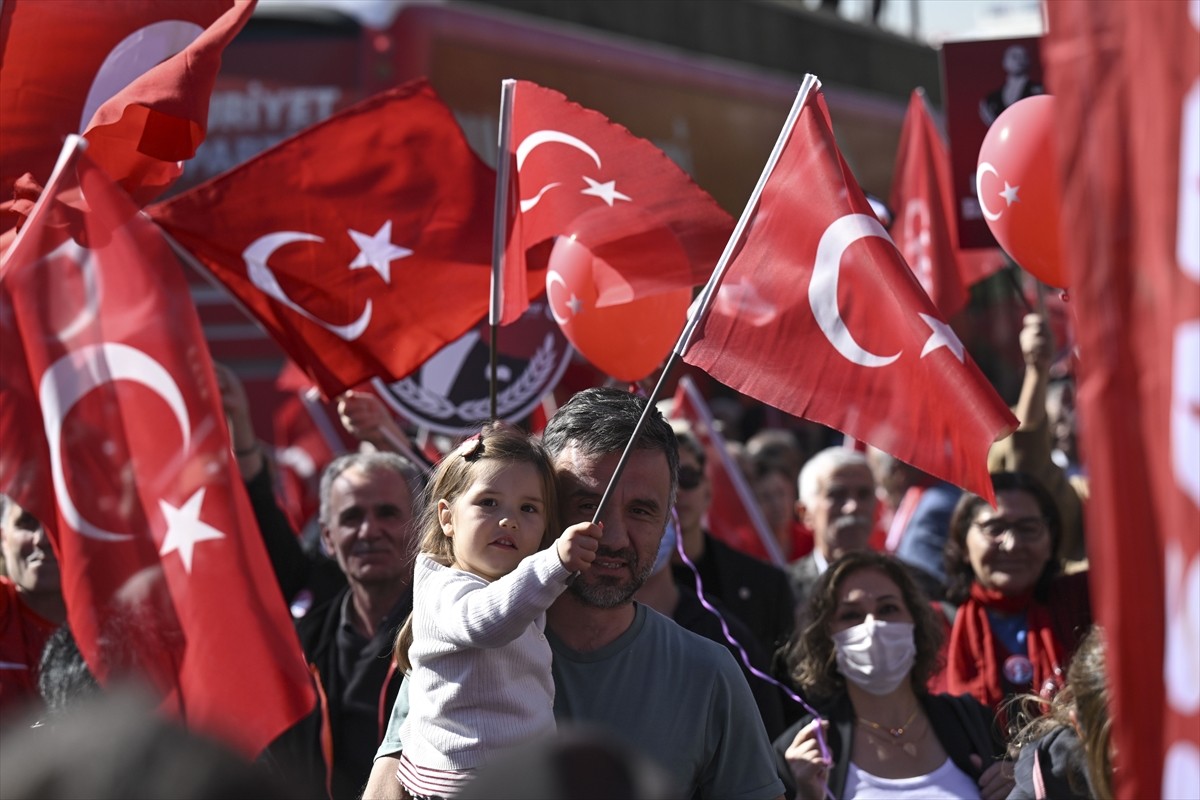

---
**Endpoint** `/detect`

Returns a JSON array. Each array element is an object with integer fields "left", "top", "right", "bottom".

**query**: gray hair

[
  {"left": 317, "top": 451, "right": 424, "bottom": 528},
  {"left": 798, "top": 447, "right": 871, "bottom": 508}
]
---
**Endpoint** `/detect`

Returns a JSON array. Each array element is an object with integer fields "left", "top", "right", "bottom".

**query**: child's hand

[{"left": 556, "top": 522, "right": 602, "bottom": 573}]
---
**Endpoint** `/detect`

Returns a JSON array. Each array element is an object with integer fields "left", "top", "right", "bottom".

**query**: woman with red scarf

[{"left": 942, "top": 472, "right": 1091, "bottom": 728}]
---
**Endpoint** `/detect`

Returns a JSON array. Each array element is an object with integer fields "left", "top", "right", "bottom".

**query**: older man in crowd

[
  {"left": 263, "top": 452, "right": 423, "bottom": 800},
  {"left": 786, "top": 447, "right": 878, "bottom": 613},
  {"left": 366, "top": 387, "right": 784, "bottom": 800}
]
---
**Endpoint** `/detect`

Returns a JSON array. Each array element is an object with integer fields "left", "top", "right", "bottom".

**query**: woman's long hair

[
  {"left": 785, "top": 551, "right": 944, "bottom": 703},
  {"left": 1008, "top": 626, "right": 1113, "bottom": 799}
]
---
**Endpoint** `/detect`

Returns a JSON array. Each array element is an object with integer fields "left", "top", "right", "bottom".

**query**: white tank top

[{"left": 843, "top": 757, "right": 981, "bottom": 799}]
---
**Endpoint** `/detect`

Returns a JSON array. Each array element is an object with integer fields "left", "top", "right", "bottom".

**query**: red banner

[{"left": 1043, "top": 2, "right": 1200, "bottom": 796}]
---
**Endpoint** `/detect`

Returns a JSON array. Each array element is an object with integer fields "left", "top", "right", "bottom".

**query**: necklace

[
  {"left": 857, "top": 706, "right": 918, "bottom": 738},
  {"left": 856, "top": 707, "right": 921, "bottom": 757}
]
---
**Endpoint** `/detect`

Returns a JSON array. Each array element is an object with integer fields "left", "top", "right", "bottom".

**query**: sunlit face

[
  {"left": 830, "top": 568, "right": 914, "bottom": 635},
  {"left": 320, "top": 466, "right": 415, "bottom": 588},
  {"left": 802, "top": 464, "right": 877, "bottom": 561},
  {"left": 554, "top": 446, "right": 671, "bottom": 608},
  {"left": 965, "top": 488, "right": 1053, "bottom": 597},
  {"left": 0, "top": 501, "right": 59, "bottom": 595},
  {"left": 672, "top": 447, "right": 710, "bottom": 540},
  {"left": 440, "top": 460, "right": 547, "bottom": 582}
]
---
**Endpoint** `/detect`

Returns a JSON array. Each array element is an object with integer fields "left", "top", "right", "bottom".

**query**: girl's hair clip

[{"left": 456, "top": 436, "right": 484, "bottom": 460}]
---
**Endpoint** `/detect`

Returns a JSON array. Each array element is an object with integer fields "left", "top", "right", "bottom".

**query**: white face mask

[{"left": 832, "top": 617, "right": 916, "bottom": 696}]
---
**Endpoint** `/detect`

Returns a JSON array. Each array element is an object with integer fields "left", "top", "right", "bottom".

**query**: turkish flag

[
  {"left": 0, "top": 0, "right": 250, "bottom": 212},
  {"left": 1044, "top": 2, "right": 1200, "bottom": 796},
  {"left": 668, "top": 375, "right": 787, "bottom": 566},
  {"left": 889, "top": 90, "right": 969, "bottom": 318},
  {"left": 682, "top": 81, "right": 1016, "bottom": 503},
  {"left": 499, "top": 80, "right": 733, "bottom": 324},
  {"left": 0, "top": 142, "right": 315, "bottom": 757},
  {"left": 149, "top": 80, "right": 507, "bottom": 399}
]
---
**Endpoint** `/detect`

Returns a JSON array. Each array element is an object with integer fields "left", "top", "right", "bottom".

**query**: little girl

[{"left": 393, "top": 422, "right": 600, "bottom": 799}]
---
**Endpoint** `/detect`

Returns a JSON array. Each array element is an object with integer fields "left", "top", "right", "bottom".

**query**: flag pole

[
  {"left": 589, "top": 74, "right": 820, "bottom": 526},
  {"left": 678, "top": 376, "right": 787, "bottom": 567},
  {"left": 488, "top": 79, "right": 516, "bottom": 421}
]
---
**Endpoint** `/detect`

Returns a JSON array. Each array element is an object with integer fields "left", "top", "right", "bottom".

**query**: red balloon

[
  {"left": 976, "top": 95, "right": 1067, "bottom": 288},
  {"left": 545, "top": 237, "right": 691, "bottom": 382}
]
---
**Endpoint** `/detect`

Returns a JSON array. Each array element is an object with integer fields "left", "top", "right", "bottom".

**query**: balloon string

[{"left": 669, "top": 508, "right": 834, "bottom": 797}]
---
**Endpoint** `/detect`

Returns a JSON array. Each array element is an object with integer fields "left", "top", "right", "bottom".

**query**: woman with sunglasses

[{"left": 942, "top": 472, "right": 1091, "bottom": 725}]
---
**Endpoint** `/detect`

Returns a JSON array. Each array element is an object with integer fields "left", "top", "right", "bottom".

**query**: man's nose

[
  {"left": 595, "top": 510, "right": 630, "bottom": 549},
  {"left": 995, "top": 530, "right": 1018, "bottom": 551}
]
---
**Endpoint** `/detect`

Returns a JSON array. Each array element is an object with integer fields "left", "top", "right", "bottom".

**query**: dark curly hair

[
  {"left": 943, "top": 472, "right": 1062, "bottom": 605},
  {"left": 785, "top": 551, "right": 944, "bottom": 703}
]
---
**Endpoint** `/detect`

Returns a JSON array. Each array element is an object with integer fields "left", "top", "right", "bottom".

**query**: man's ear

[
  {"left": 438, "top": 499, "right": 454, "bottom": 535},
  {"left": 797, "top": 501, "right": 812, "bottom": 529},
  {"left": 319, "top": 525, "right": 334, "bottom": 557}
]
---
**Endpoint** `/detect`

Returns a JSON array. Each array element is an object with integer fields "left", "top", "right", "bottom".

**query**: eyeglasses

[
  {"left": 677, "top": 465, "right": 705, "bottom": 491},
  {"left": 971, "top": 517, "right": 1047, "bottom": 543}
]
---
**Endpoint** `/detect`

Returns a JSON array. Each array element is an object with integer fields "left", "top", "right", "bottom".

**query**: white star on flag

[
  {"left": 1000, "top": 182, "right": 1020, "bottom": 207},
  {"left": 567, "top": 294, "right": 583, "bottom": 315},
  {"left": 159, "top": 488, "right": 226, "bottom": 574},
  {"left": 348, "top": 221, "right": 412, "bottom": 284},
  {"left": 919, "top": 313, "right": 965, "bottom": 362},
  {"left": 580, "top": 176, "right": 631, "bottom": 207}
]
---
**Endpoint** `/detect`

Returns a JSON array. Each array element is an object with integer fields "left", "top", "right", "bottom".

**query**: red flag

[
  {"left": 1044, "top": 3, "right": 1200, "bottom": 796},
  {"left": 0, "top": 142, "right": 315, "bottom": 756},
  {"left": 668, "top": 375, "right": 786, "bottom": 566},
  {"left": 0, "top": 0, "right": 250, "bottom": 211},
  {"left": 889, "top": 90, "right": 969, "bottom": 318},
  {"left": 682, "top": 81, "right": 1016, "bottom": 502},
  {"left": 499, "top": 80, "right": 733, "bottom": 324},
  {"left": 148, "top": 81, "right": 508, "bottom": 399}
]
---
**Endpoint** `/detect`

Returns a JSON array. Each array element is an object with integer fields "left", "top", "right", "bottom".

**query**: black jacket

[
  {"left": 672, "top": 533, "right": 796, "bottom": 657},
  {"left": 773, "top": 692, "right": 1005, "bottom": 800}
]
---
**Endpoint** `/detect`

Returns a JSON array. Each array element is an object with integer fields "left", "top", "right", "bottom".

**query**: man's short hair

[
  {"left": 317, "top": 451, "right": 424, "bottom": 528},
  {"left": 542, "top": 387, "right": 679, "bottom": 505},
  {"left": 797, "top": 447, "right": 871, "bottom": 508}
]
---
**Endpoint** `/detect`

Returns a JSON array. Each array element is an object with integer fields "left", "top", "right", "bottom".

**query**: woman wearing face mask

[
  {"left": 775, "top": 551, "right": 1013, "bottom": 800},
  {"left": 942, "top": 473, "right": 1091, "bottom": 725}
]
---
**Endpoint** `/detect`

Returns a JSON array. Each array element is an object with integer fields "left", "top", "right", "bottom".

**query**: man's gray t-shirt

[{"left": 378, "top": 603, "right": 784, "bottom": 800}]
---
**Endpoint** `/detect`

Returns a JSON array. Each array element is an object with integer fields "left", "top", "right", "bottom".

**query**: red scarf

[{"left": 947, "top": 583, "right": 1066, "bottom": 713}]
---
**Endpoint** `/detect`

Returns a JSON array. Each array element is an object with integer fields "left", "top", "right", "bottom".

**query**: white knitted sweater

[{"left": 399, "top": 549, "right": 571, "bottom": 771}]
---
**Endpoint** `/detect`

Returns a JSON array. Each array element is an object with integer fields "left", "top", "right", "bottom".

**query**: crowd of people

[{"left": 0, "top": 311, "right": 1109, "bottom": 800}]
